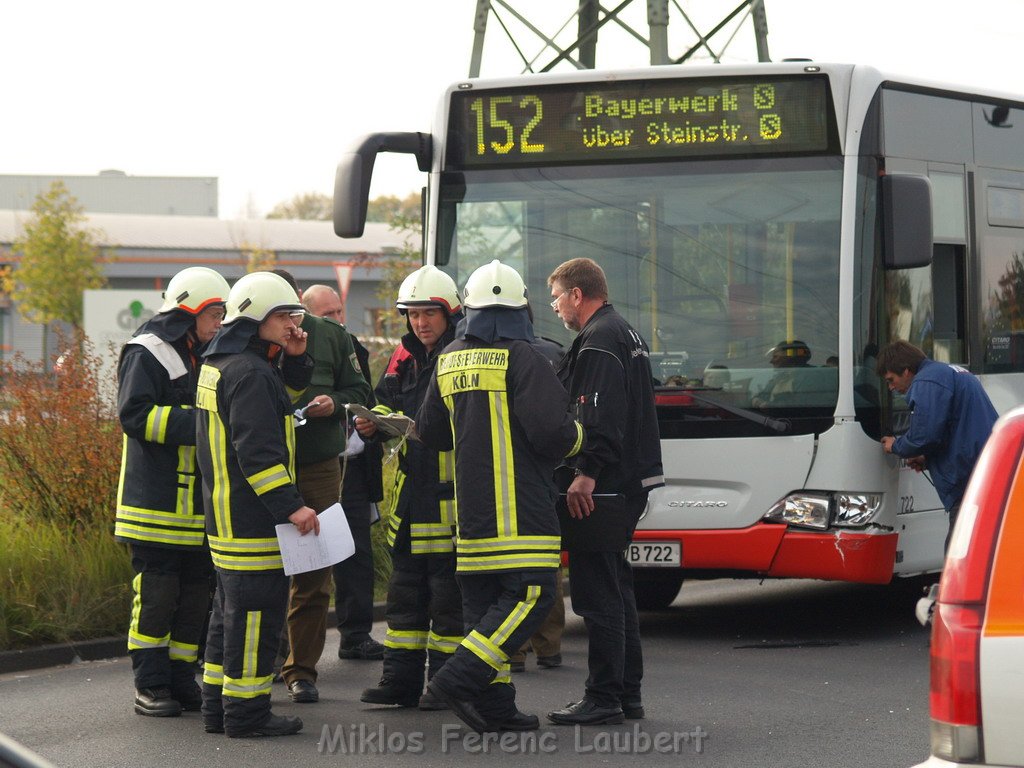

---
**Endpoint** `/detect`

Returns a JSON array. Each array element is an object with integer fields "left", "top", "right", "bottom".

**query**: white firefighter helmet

[
  {"left": 159, "top": 267, "right": 230, "bottom": 315},
  {"left": 395, "top": 265, "right": 461, "bottom": 315},
  {"left": 222, "top": 271, "right": 304, "bottom": 324},
  {"left": 462, "top": 260, "right": 528, "bottom": 309}
]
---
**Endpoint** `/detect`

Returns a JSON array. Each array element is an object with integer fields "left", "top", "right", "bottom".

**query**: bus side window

[{"left": 932, "top": 243, "right": 966, "bottom": 364}]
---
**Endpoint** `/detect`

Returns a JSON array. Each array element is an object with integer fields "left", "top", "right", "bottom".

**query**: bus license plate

[{"left": 626, "top": 541, "right": 681, "bottom": 567}]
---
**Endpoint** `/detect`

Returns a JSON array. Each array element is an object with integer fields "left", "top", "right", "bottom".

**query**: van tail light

[
  {"left": 927, "top": 410, "right": 1024, "bottom": 763},
  {"left": 929, "top": 603, "right": 983, "bottom": 760}
]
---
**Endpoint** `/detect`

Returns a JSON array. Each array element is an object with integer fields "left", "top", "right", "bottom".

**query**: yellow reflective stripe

[
  {"left": 114, "top": 523, "right": 205, "bottom": 547},
  {"left": 222, "top": 674, "right": 273, "bottom": 699},
  {"left": 462, "top": 630, "right": 506, "bottom": 671},
  {"left": 410, "top": 539, "right": 455, "bottom": 554},
  {"left": 207, "top": 411, "right": 232, "bottom": 539},
  {"left": 457, "top": 553, "right": 561, "bottom": 572},
  {"left": 372, "top": 404, "right": 394, "bottom": 416},
  {"left": 244, "top": 611, "right": 259, "bottom": 684},
  {"left": 208, "top": 535, "right": 279, "bottom": 551},
  {"left": 492, "top": 585, "right": 541, "bottom": 647},
  {"left": 116, "top": 506, "right": 205, "bottom": 528},
  {"left": 144, "top": 405, "right": 173, "bottom": 443},
  {"left": 412, "top": 523, "right": 456, "bottom": 536},
  {"left": 128, "top": 573, "right": 172, "bottom": 649},
  {"left": 385, "top": 628, "right": 428, "bottom": 650},
  {"left": 566, "top": 421, "right": 584, "bottom": 457},
  {"left": 385, "top": 473, "right": 405, "bottom": 548},
  {"left": 492, "top": 669, "right": 512, "bottom": 684},
  {"left": 169, "top": 640, "right": 199, "bottom": 662},
  {"left": 177, "top": 444, "right": 195, "bottom": 472},
  {"left": 247, "top": 464, "right": 290, "bottom": 496},
  {"left": 203, "top": 662, "right": 224, "bottom": 686},
  {"left": 490, "top": 390, "right": 516, "bottom": 538},
  {"left": 285, "top": 385, "right": 304, "bottom": 405},
  {"left": 117, "top": 435, "right": 130, "bottom": 507},
  {"left": 285, "top": 415, "right": 297, "bottom": 483},
  {"left": 210, "top": 553, "right": 284, "bottom": 571},
  {"left": 427, "top": 632, "right": 462, "bottom": 654},
  {"left": 457, "top": 536, "right": 561, "bottom": 552}
]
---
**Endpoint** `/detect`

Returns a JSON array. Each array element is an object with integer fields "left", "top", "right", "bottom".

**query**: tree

[
  {"left": 7, "top": 182, "right": 107, "bottom": 333},
  {"left": 266, "top": 192, "right": 332, "bottom": 221},
  {"left": 366, "top": 192, "right": 421, "bottom": 224},
  {"left": 265, "top": 190, "right": 422, "bottom": 225}
]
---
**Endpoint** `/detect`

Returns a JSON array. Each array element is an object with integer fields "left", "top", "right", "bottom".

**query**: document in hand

[
  {"left": 346, "top": 403, "right": 419, "bottom": 441},
  {"left": 556, "top": 493, "right": 637, "bottom": 552},
  {"left": 275, "top": 503, "right": 355, "bottom": 576}
]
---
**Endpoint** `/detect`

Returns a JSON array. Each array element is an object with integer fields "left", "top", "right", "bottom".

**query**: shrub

[
  {"left": 0, "top": 334, "right": 131, "bottom": 649},
  {"left": 0, "top": 335, "right": 122, "bottom": 528}
]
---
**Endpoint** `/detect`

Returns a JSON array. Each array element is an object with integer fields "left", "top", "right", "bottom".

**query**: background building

[{"left": 0, "top": 174, "right": 410, "bottom": 367}]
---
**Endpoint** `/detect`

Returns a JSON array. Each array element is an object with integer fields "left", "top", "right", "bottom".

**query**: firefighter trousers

[
  {"left": 127, "top": 543, "right": 212, "bottom": 692},
  {"left": 429, "top": 568, "right": 556, "bottom": 724},
  {"left": 201, "top": 569, "right": 288, "bottom": 736},
  {"left": 380, "top": 545, "right": 463, "bottom": 696}
]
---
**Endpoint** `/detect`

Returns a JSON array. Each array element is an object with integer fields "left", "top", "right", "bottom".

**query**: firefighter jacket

[
  {"left": 556, "top": 303, "right": 665, "bottom": 496},
  {"left": 293, "top": 314, "right": 371, "bottom": 466},
  {"left": 373, "top": 325, "right": 458, "bottom": 555},
  {"left": 115, "top": 311, "right": 206, "bottom": 549},
  {"left": 195, "top": 322, "right": 313, "bottom": 572},
  {"left": 417, "top": 325, "right": 585, "bottom": 575}
]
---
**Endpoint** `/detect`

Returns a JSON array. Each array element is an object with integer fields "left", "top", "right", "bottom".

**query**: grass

[{"left": 0, "top": 514, "right": 132, "bottom": 650}]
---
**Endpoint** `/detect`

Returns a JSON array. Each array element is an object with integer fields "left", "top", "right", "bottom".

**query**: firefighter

[
  {"left": 418, "top": 260, "right": 584, "bottom": 732},
  {"left": 356, "top": 265, "right": 464, "bottom": 710},
  {"left": 116, "top": 266, "right": 229, "bottom": 717},
  {"left": 195, "top": 271, "right": 319, "bottom": 738}
]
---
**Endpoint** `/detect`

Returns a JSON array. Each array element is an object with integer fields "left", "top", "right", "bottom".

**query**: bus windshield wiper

[{"left": 681, "top": 389, "right": 791, "bottom": 434}]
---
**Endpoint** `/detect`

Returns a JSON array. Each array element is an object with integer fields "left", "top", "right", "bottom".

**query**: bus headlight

[
  {"left": 833, "top": 493, "right": 882, "bottom": 527},
  {"left": 763, "top": 493, "right": 830, "bottom": 529}
]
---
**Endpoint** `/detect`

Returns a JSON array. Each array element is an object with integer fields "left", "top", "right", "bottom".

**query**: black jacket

[
  {"left": 372, "top": 325, "right": 458, "bottom": 555},
  {"left": 418, "top": 333, "right": 584, "bottom": 574},
  {"left": 115, "top": 311, "right": 205, "bottom": 549},
  {"left": 556, "top": 304, "right": 664, "bottom": 496},
  {"left": 196, "top": 326, "right": 313, "bottom": 572}
]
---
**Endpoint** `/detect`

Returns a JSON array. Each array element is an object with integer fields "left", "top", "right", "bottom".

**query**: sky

[{"left": 5, "top": 0, "right": 1023, "bottom": 220}]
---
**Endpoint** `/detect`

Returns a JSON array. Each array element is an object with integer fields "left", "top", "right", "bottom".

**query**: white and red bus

[{"left": 334, "top": 62, "right": 1024, "bottom": 608}]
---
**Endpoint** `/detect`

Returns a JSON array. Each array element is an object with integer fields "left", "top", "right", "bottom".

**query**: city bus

[{"left": 334, "top": 62, "right": 1024, "bottom": 608}]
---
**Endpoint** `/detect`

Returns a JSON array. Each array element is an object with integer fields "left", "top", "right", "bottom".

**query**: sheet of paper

[
  {"left": 275, "top": 502, "right": 355, "bottom": 576},
  {"left": 346, "top": 403, "right": 419, "bottom": 441}
]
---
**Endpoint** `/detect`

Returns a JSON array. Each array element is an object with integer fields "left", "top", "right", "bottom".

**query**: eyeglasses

[
  {"left": 200, "top": 307, "right": 226, "bottom": 321},
  {"left": 550, "top": 290, "right": 569, "bottom": 309}
]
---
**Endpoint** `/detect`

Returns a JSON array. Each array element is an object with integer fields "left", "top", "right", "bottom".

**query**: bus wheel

[{"left": 633, "top": 572, "right": 684, "bottom": 610}]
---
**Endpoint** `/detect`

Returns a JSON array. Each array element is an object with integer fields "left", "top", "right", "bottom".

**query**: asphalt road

[{"left": 0, "top": 577, "right": 934, "bottom": 767}]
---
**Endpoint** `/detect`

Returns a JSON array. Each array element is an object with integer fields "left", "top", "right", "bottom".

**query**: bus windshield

[{"left": 437, "top": 155, "right": 843, "bottom": 436}]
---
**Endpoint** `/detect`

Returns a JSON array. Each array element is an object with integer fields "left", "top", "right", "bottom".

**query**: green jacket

[{"left": 294, "top": 314, "right": 371, "bottom": 466}]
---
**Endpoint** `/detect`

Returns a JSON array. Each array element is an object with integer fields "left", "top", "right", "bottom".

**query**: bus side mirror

[
  {"left": 333, "top": 132, "right": 433, "bottom": 239},
  {"left": 881, "top": 174, "right": 933, "bottom": 270}
]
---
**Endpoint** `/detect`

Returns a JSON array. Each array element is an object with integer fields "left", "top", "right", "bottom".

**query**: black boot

[
  {"left": 134, "top": 687, "right": 183, "bottom": 717},
  {"left": 226, "top": 713, "right": 303, "bottom": 738},
  {"left": 360, "top": 676, "right": 420, "bottom": 707}
]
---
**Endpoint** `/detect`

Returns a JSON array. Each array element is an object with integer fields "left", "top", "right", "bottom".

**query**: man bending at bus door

[{"left": 877, "top": 340, "right": 998, "bottom": 551}]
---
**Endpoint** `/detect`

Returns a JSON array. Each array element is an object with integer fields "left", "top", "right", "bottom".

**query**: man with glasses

[
  {"left": 115, "top": 267, "right": 229, "bottom": 718},
  {"left": 546, "top": 257, "right": 664, "bottom": 727},
  {"left": 270, "top": 272, "right": 370, "bottom": 705}
]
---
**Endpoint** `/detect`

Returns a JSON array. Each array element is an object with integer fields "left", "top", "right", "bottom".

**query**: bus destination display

[{"left": 446, "top": 76, "right": 834, "bottom": 168}]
